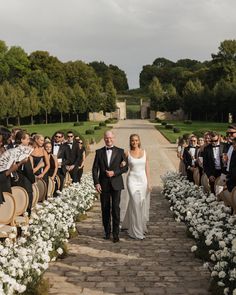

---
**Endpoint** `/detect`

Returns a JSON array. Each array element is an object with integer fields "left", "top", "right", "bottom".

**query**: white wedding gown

[{"left": 122, "top": 150, "right": 150, "bottom": 239}]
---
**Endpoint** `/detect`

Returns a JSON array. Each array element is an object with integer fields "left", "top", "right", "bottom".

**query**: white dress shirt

[
  {"left": 53, "top": 144, "right": 60, "bottom": 156},
  {"left": 227, "top": 145, "right": 234, "bottom": 172},
  {"left": 213, "top": 146, "right": 221, "bottom": 169},
  {"left": 106, "top": 146, "right": 113, "bottom": 167}
]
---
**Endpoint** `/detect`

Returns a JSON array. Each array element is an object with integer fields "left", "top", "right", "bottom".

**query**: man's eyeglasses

[
  {"left": 67, "top": 135, "right": 74, "bottom": 138},
  {"left": 79, "top": 141, "right": 83, "bottom": 144},
  {"left": 55, "top": 135, "right": 62, "bottom": 138},
  {"left": 211, "top": 139, "right": 218, "bottom": 143}
]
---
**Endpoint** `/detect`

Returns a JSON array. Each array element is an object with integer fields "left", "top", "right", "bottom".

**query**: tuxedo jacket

[
  {"left": 203, "top": 143, "right": 224, "bottom": 177},
  {"left": 183, "top": 146, "right": 199, "bottom": 169},
  {"left": 92, "top": 146, "right": 128, "bottom": 192},
  {"left": 67, "top": 141, "right": 80, "bottom": 166},
  {"left": 226, "top": 149, "right": 236, "bottom": 192},
  {"left": 52, "top": 142, "right": 71, "bottom": 175}
]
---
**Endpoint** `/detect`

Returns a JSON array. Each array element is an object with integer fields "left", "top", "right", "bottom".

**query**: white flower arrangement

[
  {"left": 162, "top": 172, "right": 236, "bottom": 294},
  {"left": 0, "top": 173, "right": 96, "bottom": 294}
]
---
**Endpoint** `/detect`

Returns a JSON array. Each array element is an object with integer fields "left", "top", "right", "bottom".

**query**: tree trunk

[
  {"left": 61, "top": 112, "right": 63, "bottom": 123},
  {"left": 205, "top": 112, "right": 208, "bottom": 121},
  {"left": 76, "top": 113, "right": 79, "bottom": 122},
  {"left": 45, "top": 111, "right": 48, "bottom": 124},
  {"left": 31, "top": 115, "right": 34, "bottom": 125},
  {"left": 17, "top": 115, "right": 20, "bottom": 126},
  {"left": 6, "top": 117, "right": 9, "bottom": 126}
]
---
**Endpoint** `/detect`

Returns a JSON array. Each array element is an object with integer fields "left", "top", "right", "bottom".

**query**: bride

[{"left": 122, "top": 134, "right": 151, "bottom": 240}]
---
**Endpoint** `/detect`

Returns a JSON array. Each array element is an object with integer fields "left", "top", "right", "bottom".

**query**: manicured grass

[
  {"left": 155, "top": 120, "right": 229, "bottom": 143},
  {"left": 19, "top": 121, "right": 113, "bottom": 143}
]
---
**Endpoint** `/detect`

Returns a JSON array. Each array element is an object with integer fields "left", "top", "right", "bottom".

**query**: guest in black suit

[
  {"left": 183, "top": 135, "right": 198, "bottom": 182},
  {"left": 203, "top": 132, "right": 225, "bottom": 193},
  {"left": 52, "top": 131, "right": 71, "bottom": 190},
  {"left": 226, "top": 138, "right": 236, "bottom": 192},
  {"left": 92, "top": 131, "right": 128, "bottom": 243},
  {"left": 66, "top": 131, "right": 80, "bottom": 183},
  {"left": 13, "top": 130, "right": 35, "bottom": 215}
]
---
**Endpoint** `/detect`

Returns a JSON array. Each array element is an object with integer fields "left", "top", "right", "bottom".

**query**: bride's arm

[{"left": 145, "top": 153, "right": 151, "bottom": 191}]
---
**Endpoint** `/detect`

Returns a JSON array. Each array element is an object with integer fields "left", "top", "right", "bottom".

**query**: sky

[{"left": 0, "top": 0, "right": 235, "bottom": 89}]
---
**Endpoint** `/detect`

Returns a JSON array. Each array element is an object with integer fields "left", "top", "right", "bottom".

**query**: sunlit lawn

[
  {"left": 155, "top": 120, "right": 229, "bottom": 143},
  {"left": 19, "top": 121, "right": 112, "bottom": 143}
]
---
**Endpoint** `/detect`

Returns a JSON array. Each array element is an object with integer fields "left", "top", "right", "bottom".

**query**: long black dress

[{"left": 0, "top": 171, "right": 11, "bottom": 204}]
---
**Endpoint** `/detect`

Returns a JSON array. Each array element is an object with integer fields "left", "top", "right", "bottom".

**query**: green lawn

[
  {"left": 155, "top": 120, "right": 229, "bottom": 143},
  {"left": 19, "top": 121, "right": 113, "bottom": 143}
]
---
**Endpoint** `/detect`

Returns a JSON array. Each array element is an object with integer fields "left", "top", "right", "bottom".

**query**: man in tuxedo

[
  {"left": 92, "top": 130, "right": 128, "bottom": 243},
  {"left": 66, "top": 131, "right": 80, "bottom": 183},
  {"left": 203, "top": 132, "right": 225, "bottom": 193},
  {"left": 226, "top": 138, "right": 236, "bottom": 192},
  {"left": 183, "top": 135, "right": 198, "bottom": 182},
  {"left": 52, "top": 131, "right": 71, "bottom": 190}
]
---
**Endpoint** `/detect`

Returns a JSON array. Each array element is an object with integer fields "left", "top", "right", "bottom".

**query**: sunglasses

[
  {"left": 211, "top": 139, "right": 218, "bottom": 143},
  {"left": 55, "top": 135, "right": 62, "bottom": 138},
  {"left": 79, "top": 141, "right": 83, "bottom": 144},
  {"left": 67, "top": 135, "right": 74, "bottom": 138}
]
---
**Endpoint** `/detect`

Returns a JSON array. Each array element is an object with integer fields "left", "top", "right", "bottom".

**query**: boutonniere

[{"left": 120, "top": 161, "right": 126, "bottom": 167}]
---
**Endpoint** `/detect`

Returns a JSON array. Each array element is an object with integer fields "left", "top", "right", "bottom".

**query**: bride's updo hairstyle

[{"left": 129, "top": 134, "right": 141, "bottom": 150}]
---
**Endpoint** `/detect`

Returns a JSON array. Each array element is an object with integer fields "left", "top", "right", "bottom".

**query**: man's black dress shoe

[
  {"left": 113, "top": 236, "right": 119, "bottom": 243},
  {"left": 103, "top": 234, "right": 110, "bottom": 240}
]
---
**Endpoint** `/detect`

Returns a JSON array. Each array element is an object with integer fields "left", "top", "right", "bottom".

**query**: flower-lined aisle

[
  {"left": 0, "top": 174, "right": 96, "bottom": 295},
  {"left": 162, "top": 172, "right": 236, "bottom": 295}
]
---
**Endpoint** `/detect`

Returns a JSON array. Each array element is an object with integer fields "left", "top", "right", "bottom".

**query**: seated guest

[
  {"left": 0, "top": 129, "right": 24, "bottom": 204},
  {"left": 226, "top": 138, "right": 236, "bottom": 192},
  {"left": 203, "top": 132, "right": 225, "bottom": 193},
  {"left": 13, "top": 130, "right": 35, "bottom": 215},
  {"left": 51, "top": 131, "right": 70, "bottom": 190},
  {"left": 183, "top": 135, "right": 199, "bottom": 182},
  {"left": 31, "top": 134, "right": 50, "bottom": 187},
  {"left": 224, "top": 125, "right": 236, "bottom": 175}
]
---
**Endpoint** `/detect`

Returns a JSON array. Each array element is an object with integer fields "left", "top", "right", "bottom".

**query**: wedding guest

[
  {"left": 183, "top": 135, "right": 199, "bottom": 182},
  {"left": 177, "top": 138, "right": 187, "bottom": 176},
  {"left": 0, "top": 129, "right": 23, "bottom": 205},
  {"left": 226, "top": 138, "right": 236, "bottom": 192},
  {"left": 31, "top": 134, "right": 50, "bottom": 187},
  {"left": 203, "top": 132, "right": 224, "bottom": 193},
  {"left": 51, "top": 131, "right": 70, "bottom": 190},
  {"left": 66, "top": 131, "right": 80, "bottom": 183},
  {"left": 224, "top": 125, "right": 236, "bottom": 175},
  {"left": 77, "top": 139, "right": 86, "bottom": 183},
  {"left": 13, "top": 130, "right": 35, "bottom": 215},
  {"left": 44, "top": 141, "right": 59, "bottom": 196}
]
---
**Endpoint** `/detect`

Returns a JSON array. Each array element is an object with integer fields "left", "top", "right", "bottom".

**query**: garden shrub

[
  {"left": 165, "top": 124, "right": 174, "bottom": 129},
  {"left": 85, "top": 129, "right": 95, "bottom": 134}
]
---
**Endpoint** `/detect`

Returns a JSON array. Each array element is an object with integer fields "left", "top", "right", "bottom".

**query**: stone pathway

[{"left": 44, "top": 120, "right": 210, "bottom": 295}]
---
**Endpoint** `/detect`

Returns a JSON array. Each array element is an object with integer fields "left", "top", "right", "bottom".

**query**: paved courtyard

[{"left": 44, "top": 120, "right": 210, "bottom": 295}]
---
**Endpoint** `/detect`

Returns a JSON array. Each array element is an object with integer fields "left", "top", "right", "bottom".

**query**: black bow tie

[
  {"left": 68, "top": 142, "right": 73, "bottom": 145},
  {"left": 213, "top": 145, "right": 220, "bottom": 148},
  {"left": 54, "top": 143, "right": 61, "bottom": 147},
  {"left": 190, "top": 146, "right": 196, "bottom": 149},
  {"left": 106, "top": 147, "right": 113, "bottom": 151}
]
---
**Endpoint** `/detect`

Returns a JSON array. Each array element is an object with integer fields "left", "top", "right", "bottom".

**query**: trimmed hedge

[
  {"left": 94, "top": 126, "right": 101, "bottom": 130},
  {"left": 161, "top": 121, "right": 167, "bottom": 126},
  {"left": 85, "top": 129, "right": 95, "bottom": 134},
  {"left": 165, "top": 124, "right": 174, "bottom": 129},
  {"left": 173, "top": 127, "right": 181, "bottom": 133},
  {"left": 184, "top": 120, "right": 192, "bottom": 124},
  {"left": 99, "top": 122, "right": 106, "bottom": 127}
]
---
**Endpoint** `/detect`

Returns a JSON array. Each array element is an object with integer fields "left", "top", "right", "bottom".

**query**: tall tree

[
  {"left": 40, "top": 84, "right": 55, "bottom": 124},
  {"left": 104, "top": 81, "right": 117, "bottom": 112},
  {"left": 71, "top": 84, "right": 87, "bottom": 122},
  {"left": 148, "top": 77, "right": 164, "bottom": 111}
]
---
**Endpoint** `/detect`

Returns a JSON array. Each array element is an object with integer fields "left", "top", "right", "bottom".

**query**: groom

[{"left": 92, "top": 130, "right": 128, "bottom": 242}]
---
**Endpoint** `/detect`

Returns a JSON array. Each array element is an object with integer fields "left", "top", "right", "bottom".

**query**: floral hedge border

[
  {"left": 0, "top": 173, "right": 96, "bottom": 295},
  {"left": 162, "top": 172, "right": 236, "bottom": 295}
]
